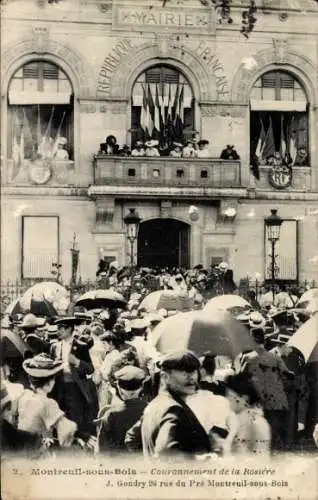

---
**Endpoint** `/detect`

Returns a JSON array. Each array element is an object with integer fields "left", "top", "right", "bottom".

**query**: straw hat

[{"left": 23, "top": 353, "right": 63, "bottom": 378}]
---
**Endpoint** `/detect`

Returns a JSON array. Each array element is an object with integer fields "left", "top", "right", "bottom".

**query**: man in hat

[
  {"left": 169, "top": 142, "right": 183, "bottom": 158},
  {"left": 50, "top": 317, "right": 97, "bottom": 436},
  {"left": 182, "top": 140, "right": 197, "bottom": 158},
  {"left": 197, "top": 140, "right": 211, "bottom": 158},
  {"left": 53, "top": 137, "right": 69, "bottom": 161},
  {"left": 220, "top": 145, "right": 240, "bottom": 160},
  {"left": 217, "top": 262, "right": 236, "bottom": 294},
  {"left": 141, "top": 350, "right": 211, "bottom": 458},
  {"left": 97, "top": 365, "right": 147, "bottom": 453},
  {"left": 145, "top": 140, "right": 160, "bottom": 157},
  {"left": 131, "top": 141, "right": 145, "bottom": 157}
]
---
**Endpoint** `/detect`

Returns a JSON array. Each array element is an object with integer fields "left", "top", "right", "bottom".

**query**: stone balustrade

[{"left": 93, "top": 155, "right": 243, "bottom": 189}]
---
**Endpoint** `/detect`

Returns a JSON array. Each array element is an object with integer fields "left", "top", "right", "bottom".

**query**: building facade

[{"left": 1, "top": 0, "right": 318, "bottom": 284}]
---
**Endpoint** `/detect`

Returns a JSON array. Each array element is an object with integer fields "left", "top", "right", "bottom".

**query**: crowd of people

[
  {"left": 1, "top": 262, "right": 317, "bottom": 462},
  {"left": 98, "top": 134, "right": 240, "bottom": 160}
]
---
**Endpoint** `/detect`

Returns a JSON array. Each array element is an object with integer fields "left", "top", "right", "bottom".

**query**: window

[
  {"left": 250, "top": 71, "right": 309, "bottom": 167},
  {"left": 8, "top": 61, "right": 74, "bottom": 163},
  {"left": 264, "top": 219, "right": 298, "bottom": 281},
  {"left": 22, "top": 216, "right": 59, "bottom": 279},
  {"left": 131, "top": 65, "right": 194, "bottom": 149}
]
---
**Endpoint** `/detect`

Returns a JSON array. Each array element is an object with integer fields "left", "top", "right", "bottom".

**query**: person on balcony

[
  {"left": 170, "top": 142, "right": 183, "bottom": 158},
  {"left": 144, "top": 140, "right": 160, "bottom": 157},
  {"left": 131, "top": 141, "right": 145, "bottom": 157},
  {"left": 294, "top": 147, "right": 308, "bottom": 166},
  {"left": 197, "top": 140, "right": 211, "bottom": 158},
  {"left": 182, "top": 140, "right": 198, "bottom": 158},
  {"left": 220, "top": 145, "right": 240, "bottom": 161},
  {"left": 54, "top": 137, "right": 69, "bottom": 161},
  {"left": 118, "top": 145, "right": 131, "bottom": 157},
  {"left": 100, "top": 135, "right": 119, "bottom": 155}
]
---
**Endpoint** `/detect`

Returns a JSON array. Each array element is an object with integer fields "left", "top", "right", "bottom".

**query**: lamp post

[
  {"left": 123, "top": 208, "right": 141, "bottom": 279},
  {"left": 265, "top": 209, "right": 282, "bottom": 300}
]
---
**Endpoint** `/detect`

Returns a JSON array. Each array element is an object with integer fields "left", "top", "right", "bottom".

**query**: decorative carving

[
  {"left": 2, "top": 39, "right": 94, "bottom": 99},
  {"left": 231, "top": 48, "right": 316, "bottom": 105},
  {"left": 219, "top": 200, "right": 238, "bottom": 221},
  {"left": 108, "top": 101, "right": 127, "bottom": 114},
  {"left": 95, "top": 197, "right": 115, "bottom": 225},
  {"left": 160, "top": 201, "right": 173, "bottom": 219},
  {"left": 80, "top": 102, "right": 97, "bottom": 113},
  {"left": 268, "top": 165, "right": 293, "bottom": 190},
  {"left": 31, "top": 27, "right": 50, "bottom": 52},
  {"left": 272, "top": 39, "right": 288, "bottom": 62},
  {"left": 201, "top": 105, "right": 246, "bottom": 118}
]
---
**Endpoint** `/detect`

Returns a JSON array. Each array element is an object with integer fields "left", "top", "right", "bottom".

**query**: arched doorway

[{"left": 138, "top": 218, "right": 190, "bottom": 269}]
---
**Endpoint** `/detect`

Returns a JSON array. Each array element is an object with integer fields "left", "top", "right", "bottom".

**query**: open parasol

[{"left": 151, "top": 310, "right": 256, "bottom": 359}]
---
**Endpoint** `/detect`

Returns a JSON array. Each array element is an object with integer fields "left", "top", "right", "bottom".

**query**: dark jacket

[
  {"left": 141, "top": 389, "right": 211, "bottom": 458},
  {"left": 50, "top": 340, "right": 98, "bottom": 435},
  {"left": 1, "top": 419, "right": 41, "bottom": 454},
  {"left": 98, "top": 398, "right": 147, "bottom": 453}
]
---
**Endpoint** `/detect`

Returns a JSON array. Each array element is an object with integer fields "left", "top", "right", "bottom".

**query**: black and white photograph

[{"left": 1, "top": 1, "right": 318, "bottom": 499}]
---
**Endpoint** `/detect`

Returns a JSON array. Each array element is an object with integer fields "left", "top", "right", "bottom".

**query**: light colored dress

[{"left": 230, "top": 407, "right": 271, "bottom": 456}]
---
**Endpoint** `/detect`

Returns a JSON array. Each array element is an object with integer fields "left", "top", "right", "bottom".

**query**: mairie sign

[{"left": 113, "top": 4, "right": 214, "bottom": 33}]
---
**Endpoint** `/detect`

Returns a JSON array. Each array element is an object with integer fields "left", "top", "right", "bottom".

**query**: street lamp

[
  {"left": 123, "top": 208, "right": 141, "bottom": 272},
  {"left": 265, "top": 209, "right": 282, "bottom": 299}
]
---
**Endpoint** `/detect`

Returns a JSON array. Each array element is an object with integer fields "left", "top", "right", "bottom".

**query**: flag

[
  {"left": 172, "top": 84, "right": 180, "bottom": 126},
  {"left": 166, "top": 83, "right": 173, "bottom": 123},
  {"left": 175, "top": 84, "right": 184, "bottom": 139},
  {"left": 255, "top": 119, "right": 265, "bottom": 157},
  {"left": 52, "top": 111, "right": 66, "bottom": 157},
  {"left": 154, "top": 84, "right": 161, "bottom": 132},
  {"left": 38, "top": 106, "right": 55, "bottom": 158},
  {"left": 280, "top": 114, "right": 286, "bottom": 159},
  {"left": 147, "top": 84, "right": 154, "bottom": 137},
  {"left": 157, "top": 83, "right": 165, "bottom": 127},
  {"left": 37, "top": 104, "right": 41, "bottom": 150},
  {"left": 178, "top": 84, "right": 184, "bottom": 124},
  {"left": 262, "top": 117, "right": 275, "bottom": 160},
  {"left": 288, "top": 116, "right": 297, "bottom": 165},
  {"left": 140, "top": 83, "right": 147, "bottom": 132}
]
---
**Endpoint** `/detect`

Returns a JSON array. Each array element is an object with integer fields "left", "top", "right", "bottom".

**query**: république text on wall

[
  {"left": 195, "top": 41, "right": 230, "bottom": 99},
  {"left": 97, "top": 38, "right": 133, "bottom": 96}
]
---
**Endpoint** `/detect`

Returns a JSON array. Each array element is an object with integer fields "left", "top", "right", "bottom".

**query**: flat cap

[{"left": 160, "top": 349, "right": 200, "bottom": 373}]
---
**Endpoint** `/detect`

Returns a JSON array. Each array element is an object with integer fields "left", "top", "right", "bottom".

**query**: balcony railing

[{"left": 93, "top": 155, "right": 242, "bottom": 188}]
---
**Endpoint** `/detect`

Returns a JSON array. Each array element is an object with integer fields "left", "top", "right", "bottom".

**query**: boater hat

[
  {"left": 197, "top": 140, "right": 209, "bottom": 146},
  {"left": 54, "top": 316, "right": 83, "bottom": 327},
  {"left": 23, "top": 353, "right": 63, "bottom": 378}
]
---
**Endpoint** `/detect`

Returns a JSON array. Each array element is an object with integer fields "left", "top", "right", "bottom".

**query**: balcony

[{"left": 93, "top": 155, "right": 243, "bottom": 189}]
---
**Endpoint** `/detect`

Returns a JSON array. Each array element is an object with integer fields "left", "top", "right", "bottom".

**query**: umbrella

[
  {"left": 75, "top": 289, "right": 127, "bottom": 310},
  {"left": 20, "top": 282, "right": 69, "bottom": 311},
  {"left": 151, "top": 310, "right": 256, "bottom": 359},
  {"left": 4, "top": 297, "right": 23, "bottom": 317},
  {"left": 204, "top": 294, "right": 251, "bottom": 316},
  {"left": 297, "top": 288, "right": 318, "bottom": 304},
  {"left": 287, "top": 315, "right": 318, "bottom": 363},
  {"left": 295, "top": 296, "right": 318, "bottom": 315},
  {"left": 139, "top": 290, "right": 194, "bottom": 313}
]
